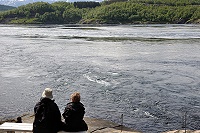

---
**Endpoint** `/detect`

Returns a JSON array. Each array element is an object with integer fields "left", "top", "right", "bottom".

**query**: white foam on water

[{"left": 83, "top": 73, "right": 111, "bottom": 86}]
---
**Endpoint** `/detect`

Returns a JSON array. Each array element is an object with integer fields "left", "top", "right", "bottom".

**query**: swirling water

[{"left": 0, "top": 24, "right": 200, "bottom": 132}]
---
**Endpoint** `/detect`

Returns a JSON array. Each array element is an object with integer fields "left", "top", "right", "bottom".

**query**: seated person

[
  {"left": 62, "top": 92, "right": 88, "bottom": 132},
  {"left": 33, "top": 88, "right": 63, "bottom": 133}
]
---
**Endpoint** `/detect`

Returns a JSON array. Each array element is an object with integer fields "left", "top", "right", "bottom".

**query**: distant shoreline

[{"left": 1, "top": 1, "right": 199, "bottom": 25}]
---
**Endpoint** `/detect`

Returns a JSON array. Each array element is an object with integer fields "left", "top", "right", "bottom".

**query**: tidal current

[{"left": 0, "top": 24, "right": 200, "bottom": 132}]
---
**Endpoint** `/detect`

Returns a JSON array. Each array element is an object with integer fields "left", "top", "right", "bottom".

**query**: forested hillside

[
  {"left": 0, "top": 0, "right": 199, "bottom": 24},
  {"left": 0, "top": 5, "right": 15, "bottom": 11}
]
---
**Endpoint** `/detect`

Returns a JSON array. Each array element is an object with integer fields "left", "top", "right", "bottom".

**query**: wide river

[{"left": 0, "top": 24, "right": 200, "bottom": 132}]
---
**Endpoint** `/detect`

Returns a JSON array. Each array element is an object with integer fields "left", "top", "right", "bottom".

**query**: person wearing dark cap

[
  {"left": 62, "top": 92, "right": 88, "bottom": 132},
  {"left": 33, "top": 88, "right": 63, "bottom": 133}
]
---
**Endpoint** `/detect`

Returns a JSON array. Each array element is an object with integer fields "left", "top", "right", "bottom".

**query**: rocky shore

[
  {"left": 1, "top": 114, "right": 200, "bottom": 133},
  {"left": 0, "top": 114, "right": 140, "bottom": 133}
]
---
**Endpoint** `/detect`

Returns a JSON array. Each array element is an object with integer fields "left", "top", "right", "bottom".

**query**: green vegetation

[
  {"left": 0, "top": 5, "right": 15, "bottom": 11},
  {"left": 0, "top": 0, "right": 200, "bottom": 24}
]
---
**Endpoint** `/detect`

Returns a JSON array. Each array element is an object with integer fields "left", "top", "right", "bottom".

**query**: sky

[{"left": 0, "top": 0, "right": 103, "bottom": 7}]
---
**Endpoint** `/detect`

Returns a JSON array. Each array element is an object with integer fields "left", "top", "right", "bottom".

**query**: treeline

[
  {"left": 0, "top": 0, "right": 200, "bottom": 24},
  {"left": 0, "top": 2, "right": 93, "bottom": 24},
  {"left": 129, "top": 0, "right": 200, "bottom": 6},
  {"left": 103, "top": 0, "right": 200, "bottom": 6},
  {"left": 74, "top": 2, "right": 100, "bottom": 8},
  {"left": 0, "top": 5, "right": 15, "bottom": 11},
  {"left": 86, "top": 1, "right": 200, "bottom": 24}
]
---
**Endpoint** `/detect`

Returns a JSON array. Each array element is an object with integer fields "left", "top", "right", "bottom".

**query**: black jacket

[
  {"left": 33, "top": 98, "right": 62, "bottom": 133},
  {"left": 62, "top": 102, "right": 88, "bottom": 132}
]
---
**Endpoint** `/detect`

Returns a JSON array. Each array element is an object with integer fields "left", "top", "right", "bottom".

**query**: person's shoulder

[
  {"left": 65, "top": 102, "right": 75, "bottom": 109},
  {"left": 73, "top": 102, "right": 85, "bottom": 109},
  {"left": 75, "top": 102, "right": 84, "bottom": 107},
  {"left": 35, "top": 99, "right": 43, "bottom": 107},
  {"left": 50, "top": 99, "right": 58, "bottom": 105},
  {"left": 79, "top": 102, "right": 84, "bottom": 106},
  {"left": 66, "top": 102, "right": 73, "bottom": 106}
]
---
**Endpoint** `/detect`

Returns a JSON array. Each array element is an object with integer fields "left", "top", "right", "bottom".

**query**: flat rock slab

[
  {"left": 1, "top": 114, "right": 140, "bottom": 133},
  {"left": 163, "top": 130, "right": 200, "bottom": 133},
  {"left": 83, "top": 117, "right": 139, "bottom": 133},
  {"left": 2, "top": 115, "right": 200, "bottom": 133}
]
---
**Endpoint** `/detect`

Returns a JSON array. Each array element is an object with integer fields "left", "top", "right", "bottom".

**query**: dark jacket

[
  {"left": 62, "top": 102, "right": 88, "bottom": 132},
  {"left": 33, "top": 98, "right": 62, "bottom": 133}
]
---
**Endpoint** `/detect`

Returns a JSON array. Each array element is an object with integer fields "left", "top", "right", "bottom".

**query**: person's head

[
  {"left": 42, "top": 88, "right": 53, "bottom": 99},
  {"left": 70, "top": 92, "right": 80, "bottom": 102}
]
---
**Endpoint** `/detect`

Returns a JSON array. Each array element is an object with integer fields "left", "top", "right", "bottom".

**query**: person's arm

[
  {"left": 34, "top": 102, "right": 41, "bottom": 114},
  {"left": 62, "top": 104, "right": 72, "bottom": 121}
]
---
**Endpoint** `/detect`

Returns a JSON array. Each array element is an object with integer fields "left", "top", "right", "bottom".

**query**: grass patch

[{"left": 9, "top": 18, "right": 41, "bottom": 24}]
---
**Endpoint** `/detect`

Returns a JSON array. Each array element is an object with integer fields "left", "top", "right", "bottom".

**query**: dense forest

[
  {"left": 0, "top": 0, "right": 200, "bottom": 24},
  {"left": 0, "top": 5, "right": 15, "bottom": 11}
]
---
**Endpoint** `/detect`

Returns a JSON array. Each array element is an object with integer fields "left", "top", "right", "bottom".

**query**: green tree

[{"left": 63, "top": 8, "right": 82, "bottom": 23}]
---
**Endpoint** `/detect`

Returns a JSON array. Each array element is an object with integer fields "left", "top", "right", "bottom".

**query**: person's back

[
  {"left": 33, "top": 88, "right": 62, "bottom": 133},
  {"left": 62, "top": 92, "right": 88, "bottom": 132}
]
